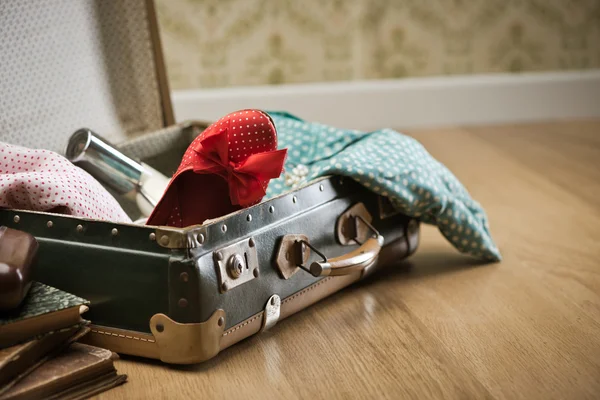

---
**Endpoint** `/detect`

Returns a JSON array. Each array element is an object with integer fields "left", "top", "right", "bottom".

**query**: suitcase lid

[{"left": 0, "top": 0, "right": 174, "bottom": 155}]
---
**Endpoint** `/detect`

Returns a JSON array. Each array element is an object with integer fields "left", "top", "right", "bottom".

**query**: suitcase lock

[{"left": 213, "top": 237, "right": 259, "bottom": 293}]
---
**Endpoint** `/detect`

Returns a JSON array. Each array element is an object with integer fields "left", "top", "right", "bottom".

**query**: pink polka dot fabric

[{"left": 0, "top": 142, "right": 132, "bottom": 223}]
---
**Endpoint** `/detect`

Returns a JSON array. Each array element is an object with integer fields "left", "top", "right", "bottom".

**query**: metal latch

[
  {"left": 214, "top": 237, "right": 259, "bottom": 293},
  {"left": 260, "top": 294, "right": 281, "bottom": 332},
  {"left": 275, "top": 234, "right": 311, "bottom": 279},
  {"left": 336, "top": 202, "right": 375, "bottom": 245},
  {"left": 377, "top": 195, "right": 401, "bottom": 220}
]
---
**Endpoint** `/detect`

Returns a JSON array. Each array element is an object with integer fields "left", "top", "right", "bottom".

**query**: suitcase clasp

[
  {"left": 213, "top": 237, "right": 260, "bottom": 293},
  {"left": 260, "top": 294, "right": 281, "bottom": 333}
]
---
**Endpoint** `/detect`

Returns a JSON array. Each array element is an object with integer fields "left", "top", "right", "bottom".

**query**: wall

[{"left": 155, "top": 0, "right": 600, "bottom": 90}]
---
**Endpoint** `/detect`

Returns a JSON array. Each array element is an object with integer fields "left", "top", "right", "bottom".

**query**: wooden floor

[{"left": 97, "top": 120, "right": 600, "bottom": 400}]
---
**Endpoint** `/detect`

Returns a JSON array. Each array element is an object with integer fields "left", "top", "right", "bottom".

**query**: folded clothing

[
  {"left": 264, "top": 112, "right": 501, "bottom": 261},
  {"left": 0, "top": 142, "right": 131, "bottom": 223}
]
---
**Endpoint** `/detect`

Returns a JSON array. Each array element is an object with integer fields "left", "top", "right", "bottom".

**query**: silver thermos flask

[{"left": 65, "top": 128, "right": 170, "bottom": 218}]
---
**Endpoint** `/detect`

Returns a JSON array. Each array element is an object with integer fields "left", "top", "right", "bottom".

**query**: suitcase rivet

[
  {"left": 217, "top": 317, "right": 224, "bottom": 327},
  {"left": 197, "top": 233, "right": 205, "bottom": 244},
  {"left": 216, "top": 251, "right": 223, "bottom": 261},
  {"left": 292, "top": 196, "right": 297, "bottom": 203},
  {"left": 221, "top": 224, "right": 227, "bottom": 233},
  {"left": 222, "top": 282, "right": 230, "bottom": 291},
  {"left": 47, "top": 221, "right": 53, "bottom": 228},
  {"left": 149, "top": 233, "right": 156, "bottom": 241},
  {"left": 269, "top": 206, "right": 275, "bottom": 213},
  {"left": 253, "top": 268, "right": 260, "bottom": 278},
  {"left": 178, "top": 298, "right": 188, "bottom": 308},
  {"left": 13, "top": 215, "right": 20, "bottom": 223},
  {"left": 246, "top": 214, "right": 252, "bottom": 222},
  {"left": 180, "top": 272, "right": 189, "bottom": 282},
  {"left": 156, "top": 323, "right": 164, "bottom": 333},
  {"left": 248, "top": 238, "right": 255, "bottom": 247},
  {"left": 160, "top": 235, "right": 170, "bottom": 246},
  {"left": 76, "top": 224, "right": 84, "bottom": 233},
  {"left": 319, "top": 184, "right": 324, "bottom": 192},
  {"left": 111, "top": 228, "right": 119, "bottom": 236}
]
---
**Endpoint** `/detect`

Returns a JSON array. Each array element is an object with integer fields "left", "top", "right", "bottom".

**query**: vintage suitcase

[{"left": 0, "top": 0, "right": 420, "bottom": 364}]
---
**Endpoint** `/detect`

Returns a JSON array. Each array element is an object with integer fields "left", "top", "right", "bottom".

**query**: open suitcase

[{"left": 0, "top": 0, "right": 420, "bottom": 364}]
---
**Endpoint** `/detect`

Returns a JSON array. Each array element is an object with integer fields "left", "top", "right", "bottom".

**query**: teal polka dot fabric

[{"left": 264, "top": 111, "right": 501, "bottom": 262}]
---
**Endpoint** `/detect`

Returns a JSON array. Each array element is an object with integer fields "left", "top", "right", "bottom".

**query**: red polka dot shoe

[{"left": 146, "top": 109, "right": 287, "bottom": 228}]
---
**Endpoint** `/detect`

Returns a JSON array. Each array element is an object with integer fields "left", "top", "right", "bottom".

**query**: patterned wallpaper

[{"left": 155, "top": 0, "right": 600, "bottom": 90}]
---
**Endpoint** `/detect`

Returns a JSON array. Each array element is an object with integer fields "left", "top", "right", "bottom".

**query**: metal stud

[
  {"left": 178, "top": 298, "right": 188, "bottom": 308},
  {"left": 149, "top": 233, "right": 156, "bottom": 241},
  {"left": 246, "top": 214, "right": 252, "bottom": 222},
  {"left": 197, "top": 233, "right": 205, "bottom": 244},
  {"left": 180, "top": 272, "right": 189, "bottom": 282},
  {"left": 253, "top": 268, "right": 260, "bottom": 278},
  {"left": 217, "top": 317, "right": 224, "bottom": 327},
  {"left": 216, "top": 251, "right": 223, "bottom": 261},
  {"left": 269, "top": 206, "right": 275, "bottom": 213},
  {"left": 319, "top": 184, "right": 324, "bottom": 192},
  {"left": 221, "top": 224, "right": 227, "bottom": 233},
  {"left": 248, "top": 238, "right": 255, "bottom": 247},
  {"left": 292, "top": 196, "right": 297, "bottom": 203},
  {"left": 222, "top": 282, "right": 230, "bottom": 291},
  {"left": 111, "top": 228, "right": 118, "bottom": 236},
  {"left": 76, "top": 224, "right": 84, "bottom": 233},
  {"left": 156, "top": 323, "right": 164, "bottom": 333},
  {"left": 13, "top": 215, "right": 20, "bottom": 223},
  {"left": 46, "top": 221, "right": 53, "bottom": 228},
  {"left": 160, "top": 235, "right": 170, "bottom": 246}
]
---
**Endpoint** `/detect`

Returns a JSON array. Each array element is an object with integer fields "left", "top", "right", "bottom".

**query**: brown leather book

[
  {"left": 0, "top": 343, "right": 127, "bottom": 400},
  {"left": 0, "top": 282, "right": 89, "bottom": 349},
  {"left": 0, "top": 324, "right": 90, "bottom": 395}
]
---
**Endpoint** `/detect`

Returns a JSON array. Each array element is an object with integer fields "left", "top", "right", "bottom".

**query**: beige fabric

[{"left": 0, "top": 0, "right": 165, "bottom": 154}]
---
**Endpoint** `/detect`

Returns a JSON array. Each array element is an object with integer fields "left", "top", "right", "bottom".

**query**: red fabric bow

[{"left": 191, "top": 128, "right": 287, "bottom": 206}]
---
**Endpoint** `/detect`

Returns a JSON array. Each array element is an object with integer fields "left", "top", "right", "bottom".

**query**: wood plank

[
  {"left": 404, "top": 126, "right": 600, "bottom": 399},
  {"left": 464, "top": 120, "right": 600, "bottom": 208}
]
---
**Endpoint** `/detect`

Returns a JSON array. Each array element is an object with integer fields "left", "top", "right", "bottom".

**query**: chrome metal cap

[{"left": 65, "top": 128, "right": 144, "bottom": 195}]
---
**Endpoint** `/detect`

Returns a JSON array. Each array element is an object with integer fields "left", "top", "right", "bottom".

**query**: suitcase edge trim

[{"left": 80, "top": 232, "right": 418, "bottom": 364}]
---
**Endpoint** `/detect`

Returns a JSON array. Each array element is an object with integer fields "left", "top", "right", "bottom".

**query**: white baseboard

[{"left": 171, "top": 70, "right": 600, "bottom": 131}]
